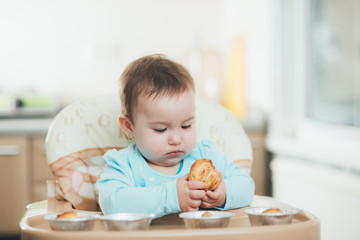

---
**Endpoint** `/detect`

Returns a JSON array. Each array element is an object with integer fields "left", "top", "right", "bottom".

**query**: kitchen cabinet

[
  {"left": 0, "top": 134, "right": 51, "bottom": 235},
  {"left": 240, "top": 109, "right": 268, "bottom": 196},
  {"left": 0, "top": 136, "right": 31, "bottom": 234},
  {"left": 247, "top": 131, "right": 267, "bottom": 196},
  {"left": 32, "top": 136, "right": 53, "bottom": 202}
]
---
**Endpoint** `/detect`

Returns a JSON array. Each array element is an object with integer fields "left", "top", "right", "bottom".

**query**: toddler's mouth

[{"left": 167, "top": 150, "right": 183, "bottom": 157}]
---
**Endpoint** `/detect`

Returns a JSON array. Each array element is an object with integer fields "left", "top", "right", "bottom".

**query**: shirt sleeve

[
  {"left": 199, "top": 140, "right": 255, "bottom": 210},
  {"left": 96, "top": 149, "right": 180, "bottom": 218}
]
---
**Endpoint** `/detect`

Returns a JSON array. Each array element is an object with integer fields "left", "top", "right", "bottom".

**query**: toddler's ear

[{"left": 119, "top": 114, "right": 133, "bottom": 139}]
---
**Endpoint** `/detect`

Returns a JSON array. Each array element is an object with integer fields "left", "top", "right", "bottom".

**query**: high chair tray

[{"left": 20, "top": 195, "right": 320, "bottom": 240}]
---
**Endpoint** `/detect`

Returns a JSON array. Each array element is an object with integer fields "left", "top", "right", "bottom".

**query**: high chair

[
  {"left": 20, "top": 94, "right": 320, "bottom": 240},
  {"left": 45, "top": 94, "right": 253, "bottom": 211}
]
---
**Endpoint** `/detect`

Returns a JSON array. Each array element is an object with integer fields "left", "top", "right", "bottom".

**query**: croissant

[{"left": 189, "top": 159, "right": 220, "bottom": 191}]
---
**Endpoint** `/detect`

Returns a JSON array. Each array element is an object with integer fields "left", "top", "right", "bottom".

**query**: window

[
  {"left": 307, "top": 0, "right": 360, "bottom": 127},
  {"left": 270, "top": 0, "right": 360, "bottom": 170}
]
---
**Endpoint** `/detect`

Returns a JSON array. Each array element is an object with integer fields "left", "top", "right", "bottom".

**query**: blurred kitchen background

[{"left": 0, "top": 0, "right": 359, "bottom": 239}]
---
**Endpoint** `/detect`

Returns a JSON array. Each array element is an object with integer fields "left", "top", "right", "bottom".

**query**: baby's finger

[
  {"left": 206, "top": 189, "right": 220, "bottom": 199},
  {"left": 201, "top": 195, "right": 210, "bottom": 202},
  {"left": 189, "top": 189, "right": 206, "bottom": 200},
  {"left": 200, "top": 201, "right": 215, "bottom": 209},
  {"left": 201, "top": 198, "right": 216, "bottom": 206},
  {"left": 182, "top": 205, "right": 199, "bottom": 212},
  {"left": 188, "top": 180, "right": 207, "bottom": 190},
  {"left": 188, "top": 206, "right": 199, "bottom": 212},
  {"left": 189, "top": 199, "right": 202, "bottom": 209}
]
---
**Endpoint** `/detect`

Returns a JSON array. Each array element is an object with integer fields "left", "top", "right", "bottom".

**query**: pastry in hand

[
  {"left": 56, "top": 211, "right": 78, "bottom": 219},
  {"left": 189, "top": 159, "right": 220, "bottom": 191},
  {"left": 262, "top": 208, "right": 282, "bottom": 214}
]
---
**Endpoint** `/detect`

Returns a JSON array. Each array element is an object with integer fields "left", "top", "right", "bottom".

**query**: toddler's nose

[{"left": 168, "top": 131, "right": 181, "bottom": 145}]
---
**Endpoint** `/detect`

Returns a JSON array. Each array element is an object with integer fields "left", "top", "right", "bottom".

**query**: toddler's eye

[
  {"left": 181, "top": 125, "right": 191, "bottom": 129},
  {"left": 154, "top": 128, "right": 166, "bottom": 133}
]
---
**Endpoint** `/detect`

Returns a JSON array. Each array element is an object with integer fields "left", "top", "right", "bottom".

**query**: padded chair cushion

[{"left": 46, "top": 94, "right": 252, "bottom": 211}]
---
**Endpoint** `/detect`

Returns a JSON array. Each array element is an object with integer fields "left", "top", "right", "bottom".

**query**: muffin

[
  {"left": 262, "top": 208, "right": 282, "bottom": 214},
  {"left": 56, "top": 211, "right": 78, "bottom": 219},
  {"left": 201, "top": 212, "right": 214, "bottom": 217}
]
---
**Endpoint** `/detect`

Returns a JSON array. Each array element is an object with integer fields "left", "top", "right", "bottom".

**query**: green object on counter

[{"left": 19, "top": 95, "right": 54, "bottom": 107}]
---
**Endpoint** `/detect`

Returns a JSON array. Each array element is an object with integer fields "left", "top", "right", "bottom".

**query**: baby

[{"left": 97, "top": 54, "right": 255, "bottom": 217}]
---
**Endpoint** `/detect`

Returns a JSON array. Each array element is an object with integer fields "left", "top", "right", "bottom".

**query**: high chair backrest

[{"left": 45, "top": 94, "right": 252, "bottom": 211}]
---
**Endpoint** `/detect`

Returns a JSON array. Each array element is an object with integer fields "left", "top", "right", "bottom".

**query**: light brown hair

[{"left": 120, "top": 54, "right": 195, "bottom": 122}]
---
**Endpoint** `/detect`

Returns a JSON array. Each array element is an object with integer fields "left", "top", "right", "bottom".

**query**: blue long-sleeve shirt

[{"left": 97, "top": 140, "right": 254, "bottom": 218}]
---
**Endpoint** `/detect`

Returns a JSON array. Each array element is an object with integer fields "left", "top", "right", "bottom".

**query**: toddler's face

[{"left": 131, "top": 91, "right": 196, "bottom": 168}]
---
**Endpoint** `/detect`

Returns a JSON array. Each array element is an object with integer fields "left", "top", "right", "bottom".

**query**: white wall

[
  {"left": 272, "top": 157, "right": 360, "bottom": 240},
  {"left": 0, "top": 0, "right": 273, "bottom": 113}
]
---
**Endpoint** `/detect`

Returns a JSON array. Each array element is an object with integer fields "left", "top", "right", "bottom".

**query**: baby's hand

[
  {"left": 200, "top": 170, "right": 226, "bottom": 208},
  {"left": 177, "top": 174, "right": 207, "bottom": 212}
]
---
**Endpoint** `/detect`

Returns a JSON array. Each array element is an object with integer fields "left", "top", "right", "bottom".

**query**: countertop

[
  {"left": 266, "top": 133, "right": 360, "bottom": 174},
  {"left": 0, "top": 114, "right": 266, "bottom": 136},
  {"left": 0, "top": 118, "right": 53, "bottom": 135}
]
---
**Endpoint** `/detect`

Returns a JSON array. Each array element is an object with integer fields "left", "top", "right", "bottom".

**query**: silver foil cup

[
  {"left": 244, "top": 207, "right": 298, "bottom": 226},
  {"left": 179, "top": 211, "right": 234, "bottom": 228},
  {"left": 44, "top": 212, "right": 97, "bottom": 231},
  {"left": 100, "top": 213, "right": 155, "bottom": 231}
]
